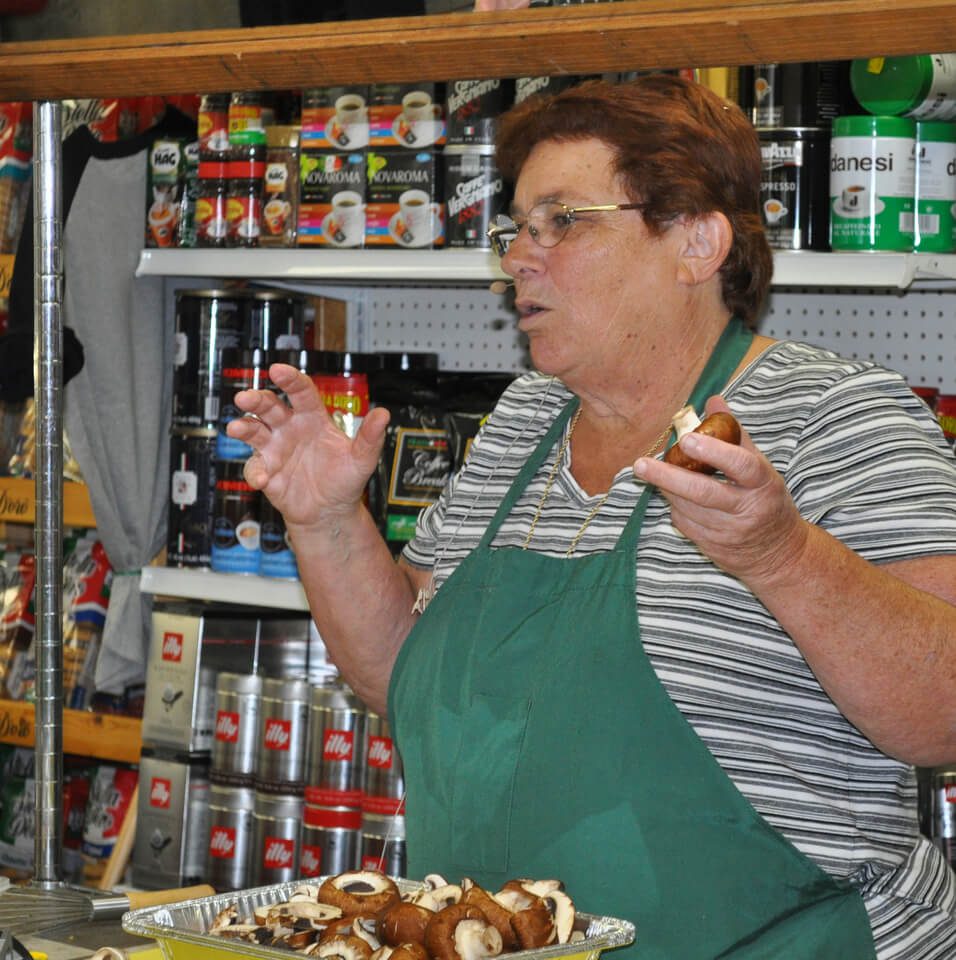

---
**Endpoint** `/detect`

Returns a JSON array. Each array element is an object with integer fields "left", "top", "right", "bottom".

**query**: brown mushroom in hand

[
  {"left": 460, "top": 879, "right": 518, "bottom": 951},
  {"left": 425, "top": 904, "right": 503, "bottom": 960},
  {"left": 319, "top": 870, "right": 402, "bottom": 916},
  {"left": 380, "top": 901, "right": 434, "bottom": 947},
  {"left": 663, "top": 405, "right": 742, "bottom": 474}
]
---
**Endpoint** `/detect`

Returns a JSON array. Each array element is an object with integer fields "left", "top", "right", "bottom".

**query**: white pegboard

[{"left": 353, "top": 284, "right": 956, "bottom": 391}]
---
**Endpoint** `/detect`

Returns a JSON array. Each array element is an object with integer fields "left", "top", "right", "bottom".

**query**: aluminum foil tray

[{"left": 122, "top": 877, "right": 636, "bottom": 960}]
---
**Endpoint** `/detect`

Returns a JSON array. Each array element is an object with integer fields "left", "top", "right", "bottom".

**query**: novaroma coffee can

[
  {"left": 167, "top": 429, "right": 216, "bottom": 569},
  {"left": 206, "top": 780, "right": 256, "bottom": 892},
  {"left": 252, "top": 789, "right": 303, "bottom": 885},
  {"left": 173, "top": 289, "right": 245, "bottom": 430},
  {"left": 301, "top": 803, "right": 362, "bottom": 877},
  {"left": 212, "top": 672, "right": 262, "bottom": 784},
  {"left": 256, "top": 677, "right": 311, "bottom": 791},
  {"left": 759, "top": 128, "right": 830, "bottom": 251},
  {"left": 830, "top": 115, "right": 916, "bottom": 251},
  {"left": 306, "top": 681, "right": 367, "bottom": 808},
  {"left": 914, "top": 121, "right": 956, "bottom": 253},
  {"left": 445, "top": 79, "right": 515, "bottom": 146},
  {"left": 443, "top": 145, "right": 507, "bottom": 249},
  {"left": 210, "top": 459, "right": 261, "bottom": 575}
]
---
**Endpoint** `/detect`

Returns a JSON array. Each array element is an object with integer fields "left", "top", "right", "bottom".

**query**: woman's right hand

[{"left": 226, "top": 363, "right": 390, "bottom": 530}]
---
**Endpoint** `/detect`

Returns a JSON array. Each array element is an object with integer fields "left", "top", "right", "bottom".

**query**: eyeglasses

[{"left": 486, "top": 200, "right": 646, "bottom": 257}]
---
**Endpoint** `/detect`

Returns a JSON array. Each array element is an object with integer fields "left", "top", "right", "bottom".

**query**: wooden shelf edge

[
  {"left": 0, "top": 699, "right": 141, "bottom": 765},
  {"left": 0, "top": 477, "right": 97, "bottom": 528}
]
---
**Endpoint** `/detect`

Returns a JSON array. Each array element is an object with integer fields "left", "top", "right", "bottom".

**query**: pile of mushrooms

[{"left": 208, "top": 869, "right": 583, "bottom": 958}]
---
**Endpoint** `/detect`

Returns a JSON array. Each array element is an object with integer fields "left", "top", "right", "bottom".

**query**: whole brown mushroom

[
  {"left": 380, "top": 901, "right": 434, "bottom": 947},
  {"left": 425, "top": 904, "right": 503, "bottom": 960},
  {"left": 319, "top": 870, "right": 402, "bottom": 916},
  {"left": 460, "top": 879, "right": 518, "bottom": 951}
]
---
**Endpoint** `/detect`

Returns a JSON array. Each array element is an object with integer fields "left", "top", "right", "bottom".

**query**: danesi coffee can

[{"left": 914, "top": 120, "right": 956, "bottom": 253}]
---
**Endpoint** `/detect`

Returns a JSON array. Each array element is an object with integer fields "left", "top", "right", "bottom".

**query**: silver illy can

[
  {"left": 364, "top": 711, "right": 405, "bottom": 815},
  {"left": 211, "top": 672, "right": 262, "bottom": 783},
  {"left": 252, "top": 789, "right": 303, "bottom": 885},
  {"left": 930, "top": 767, "right": 956, "bottom": 869},
  {"left": 301, "top": 803, "right": 363, "bottom": 878},
  {"left": 206, "top": 780, "right": 256, "bottom": 891},
  {"left": 306, "top": 680, "right": 367, "bottom": 808},
  {"left": 360, "top": 810, "right": 406, "bottom": 876},
  {"left": 256, "top": 677, "right": 310, "bottom": 790}
]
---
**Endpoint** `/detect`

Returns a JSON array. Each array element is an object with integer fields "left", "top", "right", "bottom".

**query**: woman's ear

[{"left": 676, "top": 211, "right": 733, "bottom": 286}]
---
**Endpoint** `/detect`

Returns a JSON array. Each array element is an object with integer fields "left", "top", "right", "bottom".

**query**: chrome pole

[{"left": 32, "top": 99, "right": 64, "bottom": 887}]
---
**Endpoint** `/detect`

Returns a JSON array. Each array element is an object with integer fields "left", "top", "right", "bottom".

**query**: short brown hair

[{"left": 495, "top": 74, "right": 773, "bottom": 326}]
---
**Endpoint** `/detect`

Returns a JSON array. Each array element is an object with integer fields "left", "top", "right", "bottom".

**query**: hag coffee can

[
  {"left": 914, "top": 121, "right": 956, "bottom": 253},
  {"left": 445, "top": 79, "right": 515, "bottom": 145},
  {"left": 206, "top": 780, "right": 256, "bottom": 892},
  {"left": 759, "top": 128, "right": 830, "bottom": 250},
  {"left": 244, "top": 290, "right": 305, "bottom": 350},
  {"left": 360, "top": 810, "right": 406, "bottom": 876},
  {"left": 217, "top": 347, "right": 269, "bottom": 461},
  {"left": 210, "top": 460, "right": 261, "bottom": 575},
  {"left": 306, "top": 681, "right": 367, "bottom": 808},
  {"left": 212, "top": 672, "right": 262, "bottom": 784},
  {"left": 301, "top": 803, "right": 363, "bottom": 877},
  {"left": 929, "top": 767, "right": 956, "bottom": 868},
  {"left": 830, "top": 115, "right": 916, "bottom": 251},
  {"left": 363, "top": 712, "right": 405, "bottom": 816},
  {"left": 443, "top": 145, "right": 507, "bottom": 248},
  {"left": 252, "top": 789, "right": 303, "bottom": 885},
  {"left": 173, "top": 289, "right": 245, "bottom": 429},
  {"left": 256, "top": 677, "right": 310, "bottom": 791},
  {"left": 167, "top": 429, "right": 216, "bottom": 568}
]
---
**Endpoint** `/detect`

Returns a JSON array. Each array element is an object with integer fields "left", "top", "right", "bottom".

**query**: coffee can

[
  {"left": 829, "top": 115, "right": 916, "bottom": 251},
  {"left": 306, "top": 681, "right": 367, "bottom": 808},
  {"left": 256, "top": 677, "right": 311, "bottom": 790},
  {"left": 301, "top": 803, "right": 363, "bottom": 878},
  {"left": 244, "top": 290, "right": 305, "bottom": 350},
  {"left": 363, "top": 712, "right": 405, "bottom": 816},
  {"left": 937, "top": 394, "right": 956, "bottom": 449},
  {"left": 172, "top": 289, "right": 245, "bottom": 430},
  {"left": 211, "top": 672, "right": 262, "bottom": 784},
  {"left": 445, "top": 79, "right": 515, "bottom": 146},
  {"left": 758, "top": 128, "right": 830, "bottom": 250},
  {"left": 360, "top": 810, "right": 406, "bottom": 876},
  {"left": 252, "top": 789, "right": 303, "bottom": 885},
  {"left": 217, "top": 348, "right": 269, "bottom": 462},
  {"left": 442, "top": 145, "right": 508, "bottom": 249},
  {"left": 744, "top": 62, "right": 852, "bottom": 130},
  {"left": 167, "top": 429, "right": 216, "bottom": 569},
  {"left": 257, "top": 615, "right": 313, "bottom": 680},
  {"left": 206, "top": 780, "right": 256, "bottom": 891},
  {"left": 210, "top": 460, "right": 261, "bottom": 575},
  {"left": 259, "top": 495, "right": 298, "bottom": 580},
  {"left": 513, "top": 75, "right": 581, "bottom": 105},
  {"left": 914, "top": 121, "right": 956, "bottom": 253},
  {"left": 929, "top": 767, "right": 956, "bottom": 869}
]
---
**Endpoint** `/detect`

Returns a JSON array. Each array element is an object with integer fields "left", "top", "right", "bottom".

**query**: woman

[{"left": 228, "top": 76, "right": 956, "bottom": 958}]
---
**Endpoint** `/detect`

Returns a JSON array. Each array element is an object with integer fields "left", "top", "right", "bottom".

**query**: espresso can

[
  {"left": 244, "top": 290, "right": 305, "bottom": 350},
  {"left": 744, "top": 62, "right": 851, "bottom": 129},
  {"left": 217, "top": 347, "right": 269, "bottom": 462},
  {"left": 363, "top": 712, "right": 405, "bottom": 816},
  {"left": 301, "top": 803, "right": 362, "bottom": 877},
  {"left": 914, "top": 121, "right": 956, "bottom": 253},
  {"left": 206, "top": 780, "right": 255, "bottom": 891},
  {"left": 306, "top": 681, "right": 367, "bottom": 808},
  {"left": 172, "top": 289, "right": 245, "bottom": 430},
  {"left": 252, "top": 789, "right": 303, "bottom": 885},
  {"left": 256, "top": 677, "right": 310, "bottom": 791},
  {"left": 258, "top": 496, "right": 298, "bottom": 580},
  {"left": 443, "top": 145, "right": 507, "bottom": 248},
  {"left": 360, "top": 810, "right": 406, "bottom": 876},
  {"left": 829, "top": 115, "right": 916, "bottom": 251},
  {"left": 759, "top": 128, "right": 830, "bottom": 251},
  {"left": 210, "top": 460, "right": 261, "bottom": 575},
  {"left": 211, "top": 672, "right": 262, "bottom": 784},
  {"left": 445, "top": 79, "right": 515, "bottom": 145},
  {"left": 167, "top": 429, "right": 216, "bottom": 569},
  {"left": 929, "top": 767, "right": 956, "bottom": 869}
]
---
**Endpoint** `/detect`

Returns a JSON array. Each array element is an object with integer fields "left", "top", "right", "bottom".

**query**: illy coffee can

[
  {"left": 360, "top": 810, "right": 406, "bottom": 876},
  {"left": 252, "top": 789, "right": 303, "bottom": 885},
  {"left": 930, "top": 767, "right": 956, "bottom": 869},
  {"left": 306, "top": 681, "right": 367, "bottom": 808},
  {"left": 206, "top": 780, "right": 256, "bottom": 891},
  {"left": 301, "top": 803, "right": 362, "bottom": 878},
  {"left": 363, "top": 712, "right": 405, "bottom": 816},
  {"left": 256, "top": 677, "right": 310, "bottom": 790},
  {"left": 212, "top": 672, "right": 262, "bottom": 784}
]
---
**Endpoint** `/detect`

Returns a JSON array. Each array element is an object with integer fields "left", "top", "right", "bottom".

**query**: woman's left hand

[{"left": 633, "top": 396, "right": 810, "bottom": 586}]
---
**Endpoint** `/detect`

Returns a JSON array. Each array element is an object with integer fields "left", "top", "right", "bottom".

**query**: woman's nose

[{"left": 500, "top": 228, "right": 542, "bottom": 277}]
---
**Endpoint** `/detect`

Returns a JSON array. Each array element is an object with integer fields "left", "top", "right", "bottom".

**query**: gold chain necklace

[{"left": 522, "top": 407, "right": 672, "bottom": 557}]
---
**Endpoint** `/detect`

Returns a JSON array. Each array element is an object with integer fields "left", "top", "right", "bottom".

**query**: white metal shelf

[
  {"left": 138, "top": 248, "right": 956, "bottom": 289},
  {"left": 140, "top": 565, "right": 309, "bottom": 611}
]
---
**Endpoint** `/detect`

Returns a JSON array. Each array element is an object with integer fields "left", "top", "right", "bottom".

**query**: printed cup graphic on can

[
  {"left": 763, "top": 197, "right": 789, "bottom": 224},
  {"left": 840, "top": 184, "right": 869, "bottom": 211},
  {"left": 149, "top": 200, "right": 179, "bottom": 247},
  {"left": 327, "top": 190, "right": 365, "bottom": 246}
]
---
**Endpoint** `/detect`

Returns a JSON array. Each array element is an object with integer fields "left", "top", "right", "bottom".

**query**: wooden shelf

[
  {"left": 0, "top": 0, "right": 953, "bottom": 99},
  {"left": 0, "top": 477, "right": 96, "bottom": 529},
  {"left": 0, "top": 699, "right": 141, "bottom": 765}
]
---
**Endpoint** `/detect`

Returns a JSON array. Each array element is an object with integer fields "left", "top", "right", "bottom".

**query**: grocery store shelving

[
  {"left": 137, "top": 248, "right": 956, "bottom": 290},
  {"left": 140, "top": 565, "right": 309, "bottom": 611}
]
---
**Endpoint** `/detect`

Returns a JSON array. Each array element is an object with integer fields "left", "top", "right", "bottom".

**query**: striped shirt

[{"left": 404, "top": 340, "right": 956, "bottom": 959}]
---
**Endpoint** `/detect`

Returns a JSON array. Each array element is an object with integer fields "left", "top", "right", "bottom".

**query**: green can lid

[
  {"left": 915, "top": 119, "right": 956, "bottom": 143},
  {"left": 832, "top": 114, "right": 916, "bottom": 138},
  {"left": 850, "top": 55, "right": 932, "bottom": 116}
]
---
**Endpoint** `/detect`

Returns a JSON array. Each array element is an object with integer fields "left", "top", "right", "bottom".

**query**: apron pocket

[{"left": 449, "top": 692, "right": 532, "bottom": 874}]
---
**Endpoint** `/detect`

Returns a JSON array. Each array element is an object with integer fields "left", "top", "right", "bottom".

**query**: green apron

[{"left": 388, "top": 319, "right": 877, "bottom": 960}]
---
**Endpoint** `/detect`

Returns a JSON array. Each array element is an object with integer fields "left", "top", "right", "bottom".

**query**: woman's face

[{"left": 502, "top": 137, "right": 684, "bottom": 387}]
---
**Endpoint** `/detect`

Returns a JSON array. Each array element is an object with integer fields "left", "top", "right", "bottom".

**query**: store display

[
  {"left": 305, "top": 681, "right": 367, "bottom": 809},
  {"left": 913, "top": 120, "right": 956, "bottom": 253},
  {"left": 829, "top": 115, "right": 916, "bottom": 251},
  {"left": 850, "top": 54, "right": 956, "bottom": 121}
]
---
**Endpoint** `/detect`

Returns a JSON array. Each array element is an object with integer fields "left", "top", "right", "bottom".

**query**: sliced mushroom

[
  {"left": 290, "top": 901, "right": 345, "bottom": 923},
  {"left": 404, "top": 889, "right": 441, "bottom": 912},
  {"left": 509, "top": 896, "right": 555, "bottom": 950},
  {"left": 292, "top": 884, "right": 323, "bottom": 901},
  {"left": 372, "top": 944, "right": 429, "bottom": 960},
  {"left": 460, "top": 879, "right": 518, "bottom": 951},
  {"left": 352, "top": 915, "right": 383, "bottom": 951},
  {"left": 311, "top": 933, "right": 375, "bottom": 960},
  {"left": 380, "top": 901, "right": 433, "bottom": 947},
  {"left": 425, "top": 904, "right": 503, "bottom": 960},
  {"left": 319, "top": 870, "right": 402, "bottom": 916},
  {"left": 210, "top": 905, "right": 240, "bottom": 931}
]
